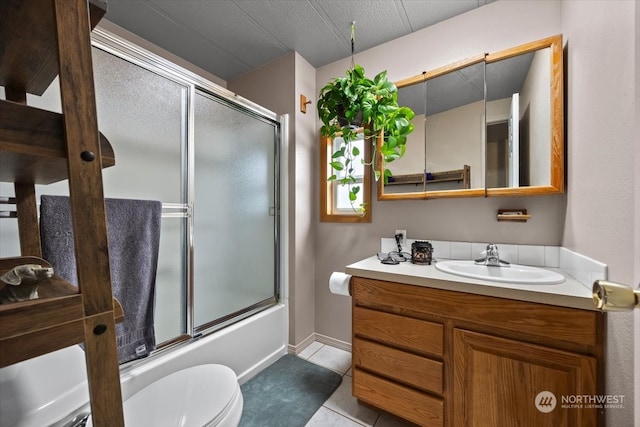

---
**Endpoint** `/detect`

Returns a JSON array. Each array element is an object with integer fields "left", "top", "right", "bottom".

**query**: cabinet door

[{"left": 453, "top": 329, "right": 598, "bottom": 427}]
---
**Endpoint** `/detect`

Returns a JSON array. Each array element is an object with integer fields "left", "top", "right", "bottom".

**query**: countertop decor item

[{"left": 411, "top": 241, "right": 433, "bottom": 265}]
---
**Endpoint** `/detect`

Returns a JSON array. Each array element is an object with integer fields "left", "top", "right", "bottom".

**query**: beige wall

[
  {"left": 636, "top": 2, "right": 640, "bottom": 423},
  {"left": 560, "top": 1, "right": 637, "bottom": 425},
  {"left": 292, "top": 53, "right": 319, "bottom": 346}
]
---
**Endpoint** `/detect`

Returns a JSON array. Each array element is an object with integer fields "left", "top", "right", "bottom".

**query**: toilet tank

[{"left": 0, "top": 345, "right": 90, "bottom": 427}]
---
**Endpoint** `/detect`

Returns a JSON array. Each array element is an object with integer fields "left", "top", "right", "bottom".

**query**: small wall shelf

[{"left": 497, "top": 209, "right": 531, "bottom": 222}]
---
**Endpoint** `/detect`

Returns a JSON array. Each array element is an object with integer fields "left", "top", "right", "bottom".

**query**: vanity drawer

[
  {"left": 353, "top": 306, "right": 443, "bottom": 356},
  {"left": 353, "top": 367, "right": 443, "bottom": 427},
  {"left": 353, "top": 337, "right": 443, "bottom": 395}
]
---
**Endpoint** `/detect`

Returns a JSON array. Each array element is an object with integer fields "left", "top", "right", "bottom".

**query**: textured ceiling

[{"left": 104, "top": 0, "right": 496, "bottom": 81}]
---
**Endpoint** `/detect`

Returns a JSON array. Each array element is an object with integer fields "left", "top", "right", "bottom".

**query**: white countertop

[{"left": 345, "top": 256, "right": 598, "bottom": 311}]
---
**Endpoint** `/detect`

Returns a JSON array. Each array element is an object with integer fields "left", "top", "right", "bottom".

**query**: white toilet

[{"left": 0, "top": 345, "right": 243, "bottom": 427}]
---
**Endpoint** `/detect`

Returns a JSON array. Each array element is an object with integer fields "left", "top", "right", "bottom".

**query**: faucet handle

[
  {"left": 475, "top": 243, "right": 509, "bottom": 266},
  {"left": 486, "top": 243, "right": 499, "bottom": 256}
]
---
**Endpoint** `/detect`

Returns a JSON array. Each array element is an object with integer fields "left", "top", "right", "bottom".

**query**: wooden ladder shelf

[{"left": 0, "top": 0, "right": 125, "bottom": 425}]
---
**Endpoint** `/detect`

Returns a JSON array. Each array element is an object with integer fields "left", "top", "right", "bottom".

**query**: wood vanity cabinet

[{"left": 351, "top": 277, "right": 605, "bottom": 427}]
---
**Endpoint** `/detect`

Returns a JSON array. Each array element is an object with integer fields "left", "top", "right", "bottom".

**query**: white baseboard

[
  {"left": 288, "top": 333, "right": 352, "bottom": 355},
  {"left": 314, "top": 333, "right": 352, "bottom": 353},
  {"left": 287, "top": 333, "right": 317, "bottom": 355}
]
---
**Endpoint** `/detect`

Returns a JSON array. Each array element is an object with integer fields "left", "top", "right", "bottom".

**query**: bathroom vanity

[{"left": 346, "top": 257, "right": 604, "bottom": 427}]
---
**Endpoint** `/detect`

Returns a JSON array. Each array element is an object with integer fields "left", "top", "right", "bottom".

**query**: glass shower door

[
  {"left": 193, "top": 91, "right": 278, "bottom": 330},
  {"left": 91, "top": 47, "right": 189, "bottom": 344}
]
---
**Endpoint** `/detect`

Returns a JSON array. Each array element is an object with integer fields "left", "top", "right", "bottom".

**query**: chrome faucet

[{"left": 475, "top": 243, "right": 510, "bottom": 267}]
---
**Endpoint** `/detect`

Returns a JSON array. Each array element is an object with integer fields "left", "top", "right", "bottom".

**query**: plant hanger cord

[
  {"left": 345, "top": 20, "right": 364, "bottom": 216},
  {"left": 350, "top": 21, "right": 356, "bottom": 70}
]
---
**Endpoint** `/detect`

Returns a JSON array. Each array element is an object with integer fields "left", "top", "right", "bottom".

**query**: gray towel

[{"left": 40, "top": 195, "right": 161, "bottom": 364}]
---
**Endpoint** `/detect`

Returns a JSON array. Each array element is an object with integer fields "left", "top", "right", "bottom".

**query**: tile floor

[{"left": 297, "top": 342, "right": 415, "bottom": 427}]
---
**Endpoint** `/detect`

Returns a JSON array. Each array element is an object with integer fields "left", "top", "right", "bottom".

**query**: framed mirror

[
  {"left": 378, "top": 35, "right": 564, "bottom": 200},
  {"left": 380, "top": 55, "right": 487, "bottom": 200},
  {"left": 485, "top": 35, "right": 564, "bottom": 196}
]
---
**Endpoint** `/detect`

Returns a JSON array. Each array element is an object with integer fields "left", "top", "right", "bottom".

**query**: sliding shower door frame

[
  {"left": 91, "top": 28, "right": 284, "bottom": 350},
  {"left": 189, "top": 88, "right": 282, "bottom": 337}
]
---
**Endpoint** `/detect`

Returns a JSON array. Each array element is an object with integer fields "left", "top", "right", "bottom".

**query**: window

[{"left": 320, "top": 130, "right": 372, "bottom": 222}]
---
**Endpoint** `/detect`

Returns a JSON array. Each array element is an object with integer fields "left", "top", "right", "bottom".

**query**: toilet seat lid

[{"left": 124, "top": 364, "right": 239, "bottom": 426}]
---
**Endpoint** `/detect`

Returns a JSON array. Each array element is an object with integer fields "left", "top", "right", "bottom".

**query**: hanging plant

[{"left": 317, "top": 64, "right": 415, "bottom": 212}]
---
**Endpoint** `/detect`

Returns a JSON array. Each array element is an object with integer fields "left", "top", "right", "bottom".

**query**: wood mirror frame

[{"left": 377, "top": 35, "right": 564, "bottom": 201}]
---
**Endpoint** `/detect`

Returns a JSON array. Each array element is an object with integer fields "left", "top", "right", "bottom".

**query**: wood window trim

[{"left": 320, "top": 129, "right": 372, "bottom": 223}]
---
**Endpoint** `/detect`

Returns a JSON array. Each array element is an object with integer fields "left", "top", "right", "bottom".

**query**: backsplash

[
  {"left": 558, "top": 246, "right": 608, "bottom": 289},
  {"left": 380, "top": 238, "right": 607, "bottom": 289}
]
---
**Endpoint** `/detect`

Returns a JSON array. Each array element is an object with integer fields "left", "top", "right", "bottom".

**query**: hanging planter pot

[{"left": 336, "top": 104, "right": 363, "bottom": 129}]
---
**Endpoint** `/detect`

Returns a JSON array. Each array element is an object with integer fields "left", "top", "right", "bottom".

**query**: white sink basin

[{"left": 435, "top": 260, "right": 565, "bottom": 285}]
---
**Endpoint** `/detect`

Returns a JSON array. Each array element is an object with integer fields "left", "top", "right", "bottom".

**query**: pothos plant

[{"left": 317, "top": 64, "right": 415, "bottom": 213}]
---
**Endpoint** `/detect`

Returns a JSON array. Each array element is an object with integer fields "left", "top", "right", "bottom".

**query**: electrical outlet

[{"left": 395, "top": 229, "right": 407, "bottom": 247}]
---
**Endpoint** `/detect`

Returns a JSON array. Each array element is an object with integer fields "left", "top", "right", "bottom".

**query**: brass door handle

[{"left": 592, "top": 280, "right": 640, "bottom": 311}]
